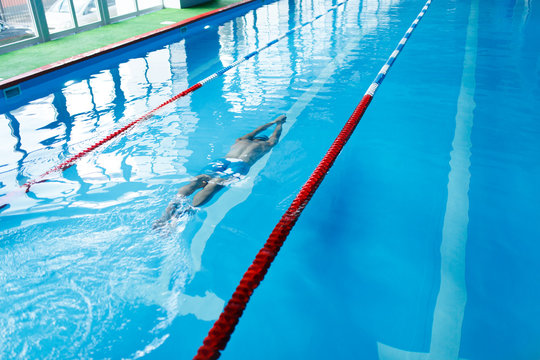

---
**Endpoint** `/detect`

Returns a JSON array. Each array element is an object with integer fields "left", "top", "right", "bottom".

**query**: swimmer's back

[{"left": 226, "top": 139, "right": 272, "bottom": 164}]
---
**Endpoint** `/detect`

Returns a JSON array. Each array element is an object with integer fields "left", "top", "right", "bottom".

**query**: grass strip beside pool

[{"left": 0, "top": 0, "right": 240, "bottom": 81}]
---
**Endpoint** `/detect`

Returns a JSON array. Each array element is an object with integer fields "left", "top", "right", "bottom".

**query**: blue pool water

[{"left": 1, "top": 0, "right": 540, "bottom": 358}]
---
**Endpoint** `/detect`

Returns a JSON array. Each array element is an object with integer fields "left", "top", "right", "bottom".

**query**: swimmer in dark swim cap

[{"left": 155, "top": 115, "right": 286, "bottom": 227}]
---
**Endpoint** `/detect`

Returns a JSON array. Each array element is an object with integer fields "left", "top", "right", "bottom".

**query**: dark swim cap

[{"left": 254, "top": 135, "right": 269, "bottom": 141}]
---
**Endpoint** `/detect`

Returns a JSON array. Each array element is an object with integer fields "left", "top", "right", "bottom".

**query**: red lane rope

[
  {"left": 1, "top": 80, "right": 202, "bottom": 210},
  {"left": 193, "top": 94, "right": 373, "bottom": 360},
  {"left": 0, "top": 83, "right": 200, "bottom": 210},
  {"left": 20, "top": 84, "right": 202, "bottom": 191},
  {"left": 194, "top": 0, "right": 432, "bottom": 354}
]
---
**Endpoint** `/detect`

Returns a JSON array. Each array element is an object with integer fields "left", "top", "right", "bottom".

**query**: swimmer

[{"left": 155, "top": 115, "right": 286, "bottom": 227}]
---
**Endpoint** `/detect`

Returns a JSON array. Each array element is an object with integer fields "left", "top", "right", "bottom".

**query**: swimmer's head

[{"left": 253, "top": 135, "right": 269, "bottom": 141}]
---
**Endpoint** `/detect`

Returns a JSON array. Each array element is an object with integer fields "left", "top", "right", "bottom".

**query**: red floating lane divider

[
  {"left": 193, "top": 0, "right": 432, "bottom": 358},
  {"left": 0, "top": 83, "right": 205, "bottom": 209},
  {"left": 193, "top": 94, "right": 373, "bottom": 360}
]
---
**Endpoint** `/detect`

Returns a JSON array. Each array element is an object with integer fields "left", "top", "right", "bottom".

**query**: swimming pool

[{"left": 1, "top": 0, "right": 539, "bottom": 358}]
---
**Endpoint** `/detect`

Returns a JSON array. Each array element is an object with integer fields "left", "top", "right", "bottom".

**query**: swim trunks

[{"left": 202, "top": 158, "right": 250, "bottom": 179}]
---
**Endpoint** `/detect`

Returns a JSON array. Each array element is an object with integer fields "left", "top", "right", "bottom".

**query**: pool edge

[{"left": 0, "top": 0, "right": 258, "bottom": 91}]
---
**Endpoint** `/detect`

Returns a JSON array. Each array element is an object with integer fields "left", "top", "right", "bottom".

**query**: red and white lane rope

[
  {"left": 0, "top": 0, "right": 347, "bottom": 209},
  {"left": 193, "top": 1, "right": 433, "bottom": 359}
]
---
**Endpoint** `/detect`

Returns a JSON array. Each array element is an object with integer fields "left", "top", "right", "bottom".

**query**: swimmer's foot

[
  {"left": 153, "top": 195, "right": 195, "bottom": 229},
  {"left": 152, "top": 218, "right": 168, "bottom": 230}
]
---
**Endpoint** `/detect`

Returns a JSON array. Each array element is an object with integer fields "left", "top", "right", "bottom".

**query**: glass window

[
  {"left": 108, "top": 0, "right": 136, "bottom": 18},
  {"left": 44, "top": 0, "right": 76, "bottom": 33},
  {"left": 0, "top": 0, "right": 38, "bottom": 47},
  {"left": 137, "top": 0, "right": 161, "bottom": 10},
  {"left": 74, "top": 0, "right": 101, "bottom": 27}
]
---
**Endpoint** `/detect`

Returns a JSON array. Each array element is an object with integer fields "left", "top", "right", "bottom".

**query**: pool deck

[{"left": 0, "top": 0, "right": 248, "bottom": 88}]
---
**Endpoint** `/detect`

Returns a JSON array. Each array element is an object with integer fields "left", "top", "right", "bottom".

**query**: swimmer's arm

[
  {"left": 237, "top": 115, "right": 286, "bottom": 141},
  {"left": 267, "top": 121, "right": 283, "bottom": 146},
  {"left": 267, "top": 115, "right": 286, "bottom": 146},
  {"left": 237, "top": 122, "right": 274, "bottom": 141}
]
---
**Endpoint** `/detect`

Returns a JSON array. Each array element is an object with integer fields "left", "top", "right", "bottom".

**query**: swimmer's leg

[
  {"left": 177, "top": 174, "right": 211, "bottom": 197},
  {"left": 153, "top": 175, "right": 210, "bottom": 229},
  {"left": 154, "top": 197, "right": 193, "bottom": 229},
  {"left": 192, "top": 177, "right": 227, "bottom": 207}
]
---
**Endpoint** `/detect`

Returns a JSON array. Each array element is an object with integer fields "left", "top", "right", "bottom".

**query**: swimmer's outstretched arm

[
  {"left": 237, "top": 115, "right": 287, "bottom": 141},
  {"left": 268, "top": 115, "right": 286, "bottom": 146}
]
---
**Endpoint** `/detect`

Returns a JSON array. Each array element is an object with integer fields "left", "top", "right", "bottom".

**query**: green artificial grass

[{"left": 0, "top": 0, "right": 240, "bottom": 81}]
